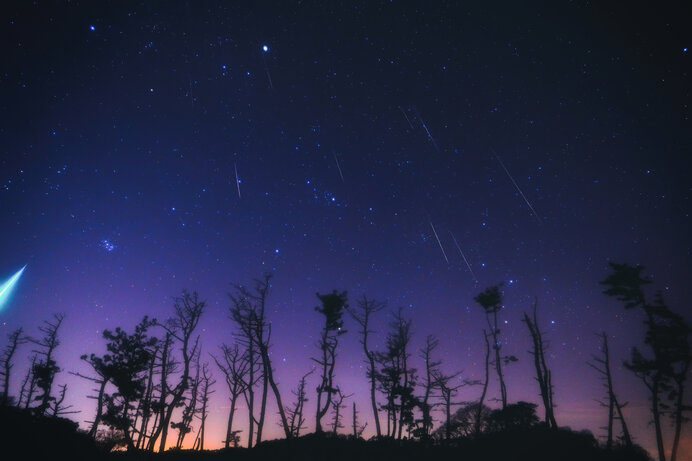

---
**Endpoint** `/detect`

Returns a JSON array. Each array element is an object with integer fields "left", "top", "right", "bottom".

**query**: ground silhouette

[{"left": 0, "top": 404, "right": 651, "bottom": 461}]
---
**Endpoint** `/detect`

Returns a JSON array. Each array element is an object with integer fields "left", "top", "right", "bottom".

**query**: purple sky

[{"left": 1, "top": 1, "right": 690, "bottom": 456}]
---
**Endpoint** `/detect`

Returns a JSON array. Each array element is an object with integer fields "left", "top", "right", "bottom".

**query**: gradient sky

[{"left": 1, "top": 1, "right": 690, "bottom": 457}]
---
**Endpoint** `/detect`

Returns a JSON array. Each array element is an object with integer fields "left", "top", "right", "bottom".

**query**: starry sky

[{"left": 1, "top": 0, "right": 690, "bottom": 456}]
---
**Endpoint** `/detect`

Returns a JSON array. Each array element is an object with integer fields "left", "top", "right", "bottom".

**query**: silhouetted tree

[
  {"left": 75, "top": 316, "right": 157, "bottom": 441},
  {"left": 331, "top": 389, "right": 352, "bottom": 435},
  {"left": 145, "top": 331, "right": 176, "bottom": 451},
  {"left": 212, "top": 343, "right": 249, "bottom": 448},
  {"left": 417, "top": 335, "right": 441, "bottom": 440},
  {"left": 88, "top": 317, "right": 158, "bottom": 451},
  {"left": 229, "top": 274, "right": 291, "bottom": 444},
  {"left": 193, "top": 362, "right": 215, "bottom": 451},
  {"left": 431, "top": 368, "right": 462, "bottom": 440},
  {"left": 18, "top": 354, "right": 38, "bottom": 409},
  {"left": 522, "top": 298, "right": 557, "bottom": 429},
  {"left": 432, "top": 401, "right": 491, "bottom": 439},
  {"left": 475, "top": 286, "right": 517, "bottom": 409},
  {"left": 49, "top": 383, "right": 79, "bottom": 417},
  {"left": 601, "top": 262, "right": 691, "bottom": 461},
  {"left": 172, "top": 349, "right": 201, "bottom": 449},
  {"left": 28, "top": 313, "right": 65, "bottom": 416},
  {"left": 352, "top": 401, "right": 367, "bottom": 438},
  {"left": 286, "top": 369, "right": 313, "bottom": 437},
  {"left": 475, "top": 330, "right": 491, "bottom": 436},
  {"left": 375, "top": 308, "right": 417, "bottom": 439},
  {"left": 148, "top": 290, "right": 205, "bottom": 452},
  {"left": 0, "top": 327, "right": 25, "bottom": 405},
  {"left": 229, "top": 291, "right": 260, "bottom": 449},
  {"left": 134, "top": 342, "right": 160, "bottom": 449},
  {"left": 588, "top": 332, "right": 632, "bottom": 450},
  {"left": 313, "top": 290, "right": 348, "bottom": 433},
  {"left": 347, "top": 295, "right": 385, "bottom": 437},
  {"left": 486, "top": 401, "right": 539, "bottom": 432}
]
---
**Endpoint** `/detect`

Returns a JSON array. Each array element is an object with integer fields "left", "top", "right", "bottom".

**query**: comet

[{"left": 0, "top": 265, "right": 27, "bottom": 311}]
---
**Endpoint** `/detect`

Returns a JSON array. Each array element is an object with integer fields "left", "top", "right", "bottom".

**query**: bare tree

[
  {"left": 229, "top": 274, "right": 291, "bottom": 444},
  {"left": 347, "top": 295, "right": 385, "bottom": 437},
  {"left": 173, "top": 349, "right": 202, "bottom": 449},
  {"left": 145, "top": 331, "right": 177, "bottom": 451},
  {"left": 375, "top": 308, "right": 417, "bottom": 439},
  {"left": 418, "top": 335, "right": 441, "bottom": 440},
  {"left": 352, "top": 402, "right": 367, "bottom": 438},
  {"left": 432, "top": 369, "right": 462, "bottom": 441},
  {"left": 522, "top": 298, "right": 557, "bottom": 429},
  {"left": 286, "top": 369, "right": 313, "bottom": 437},
  {"left": 0, "top": 327, "right": 25, "bottom": 405},
  {"left": 193, "top": 363, "right": 215, "bottom": 451},
  {"left": 588, "top": 332, "right": 632, "bottom": 450},
  {"left": 18, "top": 354, "right": 38, "bottom": 409},
  {"left": 49, "top": 383, "right": 79, "bottom": 417},
  {"left": 474, "top": 286, "right": 517, "bottom": 409},
  {"left": 28, "top": 313, "right": 65, "bottom": 416},
  {"left": 331, "top": 389, "right": 353, "bottom": 435},
  {"left": 313, "top": 290, "right": 348, "bottom": 433},
  {"left": 134, "top": 342, "right": 160, "bottom": 449},
  {"left": 212, "top": 343, "right": 249, "bottom": 448},
  {"left": 229, "top": 292, "right": 260, "bottom": 448},
  {"left": 148, "top": 291, "right": 205, "bottom": 452},
  {"left": 475, "top": 330, "right": 491, "bottom": 436}
]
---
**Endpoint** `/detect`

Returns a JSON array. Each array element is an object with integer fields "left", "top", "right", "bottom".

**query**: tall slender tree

[
  {"left": 193, "top": 362, "right": 215, "bottom": 451},
  {"left": 601, "top": 262, "right": 691, "bottom": 461},
  {"left": 212, "top": 343, "right": 249, "bottom": 448},
  {"left": 474, "top": 286, "right": 517, "bottom": 409},
  {"left": 229, "top": 275, "right": 291, "bottom": 443},
  {"left": 418, "top": 335, "right": 441, "bottom": 440},
  {"left": 375, "top": 308, "right": 417, "bottom": 439},
  {"left": 522, "top": 298, "right": 557, "bottom": 429},
  {"left": 313, "top": 290, "right": 348, "bottom": 433},
  {"left": 475, "top": 330, "right": 491, "bottom": 436},
  {"left": 431, "top": 368, "right": 462, "bottom": 441},
  {"left": 588, "top": 332, "right": 632, "bottom": 449},
  {"left": 286, "top": 369, "right": 313, "bottom": 437},
  {"left": 347, "top": 295, "right": 385, "bottom": 437},
  {"left": 148, "top": 291, "right": 205, "bottom": 452}
]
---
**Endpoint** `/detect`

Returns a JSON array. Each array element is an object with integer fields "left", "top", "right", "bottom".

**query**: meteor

[
  {"left": 429, "top": 221, "right": 449, "bottom": 264},
  {"left": 492, "top": 149, "right": 542, "bottom": 224},
  {"left": 0, "top": 265, "right": 27, "bottom": 311}
]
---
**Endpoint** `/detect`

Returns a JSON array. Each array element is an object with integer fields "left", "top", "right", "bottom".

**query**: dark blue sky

[{"left": 1, "top": 1, "right": 690, "bottom": 455}]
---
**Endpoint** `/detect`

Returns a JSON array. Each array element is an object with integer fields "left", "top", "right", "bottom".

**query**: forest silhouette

[{"left": 0, "top": 262, "right": 688, "bottom": 461}]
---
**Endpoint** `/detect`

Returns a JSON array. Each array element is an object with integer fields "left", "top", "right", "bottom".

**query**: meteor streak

[
  {"left": 333, "top": 153, "right": 345, "bottom": 183},
  {"left": 449, "top": 231, "right": 478, "bottom": 284},
  {"left": 429, "top": 222, "right": 449, "bottom": 263},
  {"left": 0, "top": 265, "right": 27, "bottom": 311},
  {"left": 234, "top": 163, "right": 242, "bottom": 198},
  {"left": 492, "top": 150, "right": 541, "bottom": 223}
]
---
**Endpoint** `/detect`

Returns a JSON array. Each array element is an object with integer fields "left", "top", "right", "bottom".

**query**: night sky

[{"left": 1, "top": 0, "right": 690, "bottom": 456}]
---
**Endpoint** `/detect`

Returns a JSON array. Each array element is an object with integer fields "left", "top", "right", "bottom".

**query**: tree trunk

[
  {"left": 88, "top": 379, "right": 108, "bottom": 437},
  {"left": 475, "top": 330, "right": 490, "bottom": 435},
  {"left": 493, "top": 311, "right": 507, "bottom": 409},
  {"left": 651, "top": 377, "right": 666, "bottom": 461}
]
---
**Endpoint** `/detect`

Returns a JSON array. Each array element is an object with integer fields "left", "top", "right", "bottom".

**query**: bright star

[{"left": 262, "top": 45, "right": 269, "bottom": 52}]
